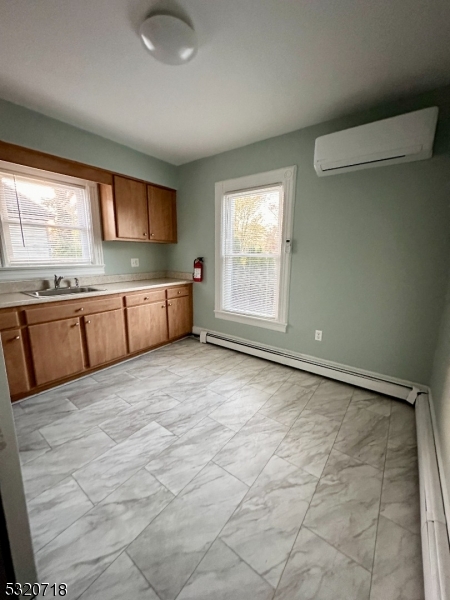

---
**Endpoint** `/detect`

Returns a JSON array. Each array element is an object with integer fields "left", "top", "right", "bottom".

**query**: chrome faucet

[
  {"left": 74, "top": 278, "right": 80, "bottom": 288},
  {"left": 54, "top": 275, "right": 64, "bottom": 289}
]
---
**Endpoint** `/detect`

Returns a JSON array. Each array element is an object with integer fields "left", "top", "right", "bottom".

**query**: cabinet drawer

[
  {"left": 125, "top": 290, "right": 166, "bottom": 307},
  {"left": 25, "top": 296, "right": 123, "bottom": 325},
  {"left": 167, "top": 286, "right": 190, "bottom": 299},
  {"left": 0, "top": 310, "right": 20, "bottom": 330}
]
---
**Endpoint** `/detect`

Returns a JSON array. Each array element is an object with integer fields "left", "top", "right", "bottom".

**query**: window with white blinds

[
  {"left": 215, "top": 166, "right": 296, "bottom": 332},
  {"left": 0, "top": 162, "right": 104, "bottom": 278}
]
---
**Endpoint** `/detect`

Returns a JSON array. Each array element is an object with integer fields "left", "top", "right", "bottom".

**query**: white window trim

[
  {"left": 0, "top": 161, "right": 105, "bottom": 281},
  {"left": 215, "top": 165, "right": 296, "bottom": 332}
]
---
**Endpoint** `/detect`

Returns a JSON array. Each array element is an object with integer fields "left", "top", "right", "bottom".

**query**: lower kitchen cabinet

[
  {"left": 84, "top": 309, "right": 127, "bottom": 367},
  {"left": 167, "top": 295, "right": 192, "bottom": 340},
  {"left": 29, "top": 318, "right": 84, "bottom": 386},
  {"left": 3, "top": 282, "right": 193, "bottom": 401},
  {"left": 127, "top": 300, "right": 169, "bottom": 353},
  {"left": 1, "top": 329, "right": 30, "bottom": 396}
]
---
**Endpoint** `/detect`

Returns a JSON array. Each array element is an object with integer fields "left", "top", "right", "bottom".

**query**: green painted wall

[
  {"left": 430, "top": 267, "right": 450, "bottom": 514},
  {"left": 0, "top": 98, "right": 177, "bottom": 274},
  {"left": 169, "top": 86, "right": 450, "bottom": 384},
  {"left": 2, "top": 89, "right": 450, "bottom": 384}
]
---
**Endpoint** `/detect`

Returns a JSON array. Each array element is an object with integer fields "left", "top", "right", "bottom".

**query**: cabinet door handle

[
  {"left": 161, "top": 304, "right": 166, "bottom": 308},
  {"left": 177, "top": 291, "right": 181, "bottom": 294},
  {"left": 151, "top": 233, "right": 154, "bottom": 237},
  {"left": 86, "top": 320, "right": 91, "bottom": 324},
  {"left": 168, "top": 302, "right": 172, "bottom": 306},
  {"left": 15, "top": 335, "right": 20, "bottom": 340},
  {"left": 74, "top": 322, "right": 80, "bottom": 326},
  {"left": 144, "top": 297, "right": 149, "bottom": 300},
  {"left": 143, "top": 232, "right": 147, "bottom": 236}
]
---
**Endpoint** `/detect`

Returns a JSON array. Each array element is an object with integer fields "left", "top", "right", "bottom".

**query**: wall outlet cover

[
  {"left": 131, "top": 258, "right": 139, "bottom": 268},
  {"left": 315, "top": 330, "right": 322, "bottom": 341}
]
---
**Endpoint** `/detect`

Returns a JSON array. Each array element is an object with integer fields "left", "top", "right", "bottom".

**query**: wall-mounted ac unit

[{"left": 314, "top": 107, "right": 439, "bottom": 176}]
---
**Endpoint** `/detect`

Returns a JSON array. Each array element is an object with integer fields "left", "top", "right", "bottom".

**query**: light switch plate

[{"left": 131, "top": 258, "right": 139, "bottom": 268}]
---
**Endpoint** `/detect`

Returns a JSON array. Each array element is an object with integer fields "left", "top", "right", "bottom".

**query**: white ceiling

[{"left": 1, "top": 0, "right": 450, "bottom": 165}]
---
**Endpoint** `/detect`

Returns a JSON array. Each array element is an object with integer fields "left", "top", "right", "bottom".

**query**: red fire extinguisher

[{"left": 193, "top": 257, "right": 204, "bottom": 282}]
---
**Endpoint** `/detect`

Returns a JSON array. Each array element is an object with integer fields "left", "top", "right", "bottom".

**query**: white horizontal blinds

[
  {"left": 0, "top": 170, "right": 93, "bottom": 265},
  {"left": 222, "top": 184, "right": 284, "bottom": 320}
]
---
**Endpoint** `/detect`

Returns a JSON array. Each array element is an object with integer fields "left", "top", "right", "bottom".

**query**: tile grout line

[
  {"left": 69, "top": 420, "right": 179, "bottom": 504},
  {"left": 256, "top": 378, "right": 319, "bottom": 426},
  {"left": 325, "top": 386, "right": 356, "bottom": 463},
  {"left": 210, "top": 459, "right": 252, "bottom": 488},
  {"left": 277, "top": 384, "right": 367, "bottom": 590},
  {"left": 218, "top": 538, "right": 278, "bottom": 599},
  {"left": 271, "top": 452, "right": 321, "bottom": 480},
  {"left": 22, "top": 424, "right": 125, "bottom": 502},
  {"left": 378, "top": 512, "right": 422, "bottom": 537},
  {"left": 209, "top": 410, "right": 290, "bottom": 490},
  {"left": 170, "top": 456, "right": 279, "bottom": 600},
  {"left": 327, "top": 446, "right": 385, "bottom": 472},
  {"left": 35, "top": 453, "right": 175, "bottom": 557},
  {"left": 269, "top": 488, "right": 321, "bottom": 597},
  {"left": 30, "top": 475, "right": 94, "bottom": 556},
  {"left": 69, "top": 463, "right": 177, "bottom": 600},
  {"left": 271, "top": 387, "right": 358, "bottom": 596},
  {"left": 368, "top": 400, "right": 395, "bottom": 597},
  {"left": 196, "top": 379, "right": 329, "bottom": 597},
  {"left": 125, "top": 550, "right": 164, "bottom": 600},
  {"left": 302, "top": 525, "right": 373, "bottom": 574},
  {"left": 127, "top": 458, "right": 246, "bottom": 599},
  {"left": 73, "top": 549, "right": 131, "bottom": 600},
  {"left": 272, "top": 380, "right": 353, "bottom": 476},
  {"left": 269, "top": 380, "right": 326, "bottom": 461}
]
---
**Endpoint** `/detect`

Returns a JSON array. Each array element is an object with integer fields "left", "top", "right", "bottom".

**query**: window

[
  {"left": 0, "top": 161, "right": 104, "bottom": 280},
  {"left": 215, "top": 166, "right": 296, "bottom": 332}
]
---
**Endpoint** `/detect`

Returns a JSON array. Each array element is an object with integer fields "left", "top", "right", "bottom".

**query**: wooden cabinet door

[
  {"left": 29, "top": 318, "right": 84, "bottom": 385},
  {"left": 126, "top": 301, "right": 168, "bottom": 353},
  {"left": 167, "top": 296, "right": 192, "bottom": 340},
  {"left": 1, "top": 329, "right": 30, "bottom": 396},
  {"left": 85, "top": 309, "right": 127, "bottom": 368},
  {"left": 114, "top": 176, "right": 149, "bottom": 240},
  {"left": 148, "top": 185, "right": 177, "bottom": 243}
]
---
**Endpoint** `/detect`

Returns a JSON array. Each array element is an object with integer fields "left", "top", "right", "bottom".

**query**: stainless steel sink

[{"left": 22, "top": 287, "right": 106, "bottom": 298}]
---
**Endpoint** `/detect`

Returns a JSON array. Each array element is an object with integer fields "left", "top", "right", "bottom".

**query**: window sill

[
  {"left": 0, "top": 264, "right": 105, "bottom": 282},
  {"left": 214, "top": 310, "right": 287, "bottom": 332}
]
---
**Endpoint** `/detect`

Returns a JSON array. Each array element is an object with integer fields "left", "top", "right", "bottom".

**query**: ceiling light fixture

[{"left": 139, "top": 14, "right": 198, "bottom": 65}]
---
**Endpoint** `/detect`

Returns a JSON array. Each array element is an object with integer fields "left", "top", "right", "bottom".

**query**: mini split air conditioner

[{"left": 314, "top": 107, "right": 439, "bottom": 176}]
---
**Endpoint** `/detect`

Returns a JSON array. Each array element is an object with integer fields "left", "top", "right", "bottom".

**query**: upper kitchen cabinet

[
  {"left": 113, "top": 175, "right": 148, "bottom": 240},
  {"left": 99, "top": 175, "right": 177, "bottom": 243},
  {"left": 148, "top": 185, "right": 177, "bottom": 243}
]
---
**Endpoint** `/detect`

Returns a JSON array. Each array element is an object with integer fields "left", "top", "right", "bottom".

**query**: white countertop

[{"left": 0, "top": 278, "right": 192, "bottom": 309}]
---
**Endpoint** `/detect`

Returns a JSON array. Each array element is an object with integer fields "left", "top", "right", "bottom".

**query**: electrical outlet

[
  {"left": 315, "top": 330, "right": 322, "bottom": 341},
  {"left": 131, "top": 258, "right": 139, "bottom": 268}
]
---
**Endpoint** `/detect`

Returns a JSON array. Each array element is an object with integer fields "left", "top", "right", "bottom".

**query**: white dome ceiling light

[{"left": 139, "top": 14, "right": 198, "bottom": 65}]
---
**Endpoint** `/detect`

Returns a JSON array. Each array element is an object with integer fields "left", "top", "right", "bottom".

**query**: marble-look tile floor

[{"left": 13, "top": 337, "right": 424, "bottom": 600}]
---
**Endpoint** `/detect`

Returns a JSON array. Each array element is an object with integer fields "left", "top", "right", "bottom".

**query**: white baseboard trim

[
  {"left": 415, "top": 395, "right": 450, "bottom": 600},
  {"left": 427, "top": 390, "right": 450, "bottom": 542},
  {"left": 192, "top": 326, "right": 427, "bottom": 402}
]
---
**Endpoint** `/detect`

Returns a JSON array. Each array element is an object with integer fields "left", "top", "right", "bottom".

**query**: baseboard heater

[
  {"left": 195, "top": 328, "right": 425, "bottom": 403},
  {"left": 416, "top": 395, "right": 450, "bottom": 600}
]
